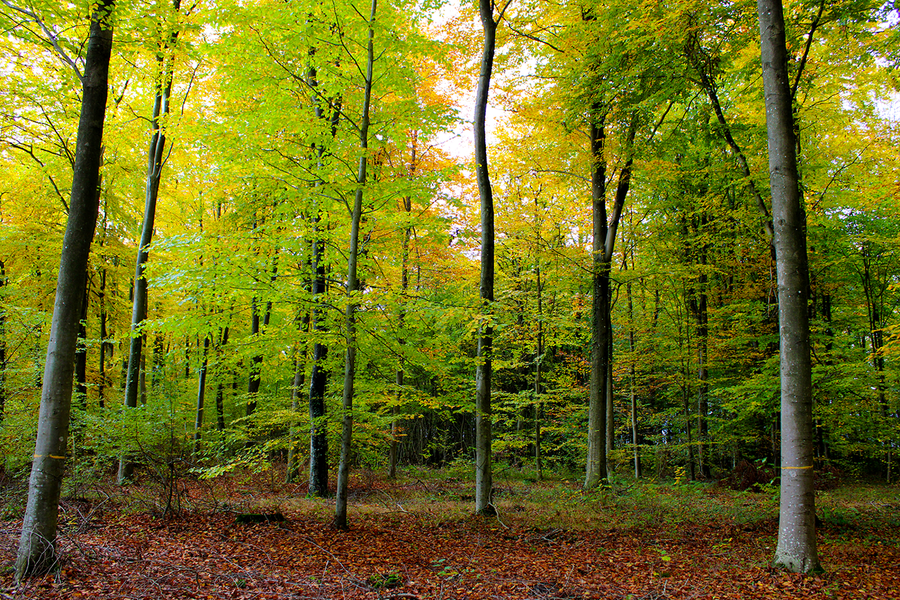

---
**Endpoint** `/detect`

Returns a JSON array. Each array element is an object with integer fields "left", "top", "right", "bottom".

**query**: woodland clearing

[{"left": 1, "top": 467, "right": 899, "bottom": 599}]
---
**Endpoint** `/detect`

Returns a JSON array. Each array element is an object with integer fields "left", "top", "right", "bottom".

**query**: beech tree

[
  {"left": 119, "top": 0, "right": 184, "bottom": 484},
  {"left": 757, "top": 0, "right": 821, "bottom": 574},
  {"left": 15, "top": 0, "right": 114, "bottom": 579},
  {"left": 473, "top": 0, "right": 511, "bottom": 515},
  {"left": 334, "top": 0, "right": 377, "bottom": 531}
]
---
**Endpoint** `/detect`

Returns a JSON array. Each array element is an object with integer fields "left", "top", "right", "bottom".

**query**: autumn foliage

[{"left": 2, "top": 469, "right": 899, "bottom": 599}]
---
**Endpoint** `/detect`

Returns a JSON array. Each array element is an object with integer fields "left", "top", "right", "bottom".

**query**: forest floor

[{"left": 1, "top": 466, "right": 899, "bottom": 599}]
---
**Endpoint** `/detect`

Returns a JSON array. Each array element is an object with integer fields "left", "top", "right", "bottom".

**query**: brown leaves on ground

[{"left": 1, "top": 475, "right": 898, "bottom": 599}]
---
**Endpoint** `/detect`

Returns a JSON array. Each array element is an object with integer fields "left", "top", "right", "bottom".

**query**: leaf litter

[{"left": 1, "top": 474, "right": 898, "bottom": 599}]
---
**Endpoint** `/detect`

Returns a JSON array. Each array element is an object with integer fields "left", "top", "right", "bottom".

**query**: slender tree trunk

[
  {"left": 15, "top": 0, "right": 113, "bottom": 578},
  {"left": 193, "top": 335, "right": 209, "bottom": 456},
  {"left": 605, "top": 309, "right": 614, "bottom": 477},
  {"left": 286, "top": 313, "right": 309, "bottom": 483},
  {"left": 534, "top": 262, "right": 543, "bottom": 480},
  {"left": 625, "top": 253, "right": 640, "bottom": 479},
  {"left": 72, "top": 277, "right": 91, "bottom": 460},
  {"left": 334, "top": 0, "right": 376, "bottom": 530},
  {"left": 474, "top": 0, "right": 504, "bottom": 515},
  {"left": 0, "top": 260, "right": 6, "bottom": 423},
  {"left": 74, "top": 278, "right": 90, "bottom": 407},
  {"left": 696, "top": 267, "right": 710, "bottom": 479},
  {"left": 214, "top": 326, "right": 228, "bottom": 431},
  {"left": 246, "top": 298, "right": 262, "bottom": 416},
  {"left": 120, "top": 2, "right": 180, "bottom": 483},
  {"left": 98, "top": 263, "right": 108, "bottom": 408},
  {"left": 758, "top": 0, "right": 822, "bottom": 573}
]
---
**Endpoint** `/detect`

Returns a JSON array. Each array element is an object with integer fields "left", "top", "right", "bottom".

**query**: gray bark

[
  {"left": 758, "top": 0, "right": 822, "bottom": 574},
  {"left": 334, "top": 0, "right": 376, "bottom": 530},
  {"left": 16, "top": 0, "right": 113, "bottom": 578},
  {"left": 584, "top": 109, "right": 635, "bottom": 489}
]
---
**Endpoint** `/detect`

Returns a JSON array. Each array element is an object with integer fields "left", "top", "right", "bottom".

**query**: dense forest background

[{"left": 0, "top": 0, "right": 899, "bottom": 494}]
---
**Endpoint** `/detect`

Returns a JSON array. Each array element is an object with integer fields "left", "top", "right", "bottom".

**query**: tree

[
  {"left": 473, "top": 0, "right": 510, "bottom": 515},
  {"left": 757, "top": 0, "right": 822, "bottom": 574},
  {"left": 15, "top": 0, "right": 114, "bottom": 579},
  {"left": 334, "top": 0, "right": 377, "bottom": 530},
  {"left": 119, "top": 0, "right": 184, "bottom": 483}
]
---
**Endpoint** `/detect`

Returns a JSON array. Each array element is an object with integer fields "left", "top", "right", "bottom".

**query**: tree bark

[
  {"left": 306, "top": 67, "right": 340, "bottom": 499},
  {"left": 334, "top": 0, "right": 376, "bottom": 530},
  {"left": 534, "top": 261, "right": 543, "bottom": 480},
  {"left": 16, "top": 0, "right": 113, "bottom": 578},
  {"left": 193, "top": 335, "right": 209, "bottom": 456},
  {"left": 585, "top": 110, "right": 608, "bottom": 490},
  {"left": 474, "top": 0, "right": 505, "bottom": 515},
  {"left": 215, "top": 326, "right": 229, "bottom": 432},
  {"left": 120, "top": 0, "right": 181, "bottom": 483},
  {"left": 390, "top": 138, "right": 416, "bottom": 480},
  {"left": 758, "top": 0, "right": 822, "bottom": 574},
  {"left": 0, "top": 260, "right": 6, "bottom": 423}
]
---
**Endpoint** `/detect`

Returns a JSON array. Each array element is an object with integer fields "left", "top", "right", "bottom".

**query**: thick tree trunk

[
  {"left": 585, "top": 111, "right": 634, "bottom": 489},
  {"left": 334, "top": 0, "right": 376, "bottom": 530},
  {"left": 306, "top": 66, "right": 339, "bottom": 499},
  {"left": 15, "top": 0, "right": 113, "bottom": 578},
  {"left": 474, "top": 0, "right": 503, "bottom": 515},
  {"left": 585, "top": 112, "right": 608, "bottom": 490},
  {"left": 758, "top": 0, "right": 822, "bottom": 574}
]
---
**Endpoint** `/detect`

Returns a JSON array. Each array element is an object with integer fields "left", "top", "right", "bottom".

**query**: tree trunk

[
  {"left": 215, "top": 326, "right": 229, "bottom": 431},
  {"left": 193, "top": 335, "right": 209, "bottom": 456},
  {"left": 585, "top": 110, "right": 635, "bottom": 490},
  {"left": 98, "top": 263, "right": 108, "bottom": 408},
  {"left": 72, "top": 277, "right": 91, "bottom": 459},
  {"left": 585, "top": 110, "right": 608, "bottom": 490},
  {"left": 286, "top": 313, "right": 309, "bottom": 483},
  {"left": 534, "top": 261, "right": 543, "bottom": 480},
  {"left": 625, "top": 250, "right": 640, "bottom": 479},
  {"left": 605, "top": 310, "right": 614, "bottom": 478},
  {"left": 120, "top": 1, "right": 180, "bottom": 483},
  {"left": 0, "top": 260, "right": 6, "bottom": 423},
  {"left": 246, "top": 298, "right": 262, "bottom": 416},
  {"left": 474, "top": 0, "right": 503, "bottom": 515},
  {"left": 15, "top": 0, "right": 113, "bottom": 578},
  {"left": 334, "top": 0, "right": 376, "bottom": 530},
  {"left": 758, "top": 0, "right": 822, "bottom": 574},
  {"left": 306, "top": 65, "right": 340, "bottom": 499}
]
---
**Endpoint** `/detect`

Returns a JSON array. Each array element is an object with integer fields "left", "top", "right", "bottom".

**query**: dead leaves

[{"left": 2, "top": 484, "right": 899, "bottom": 600}]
